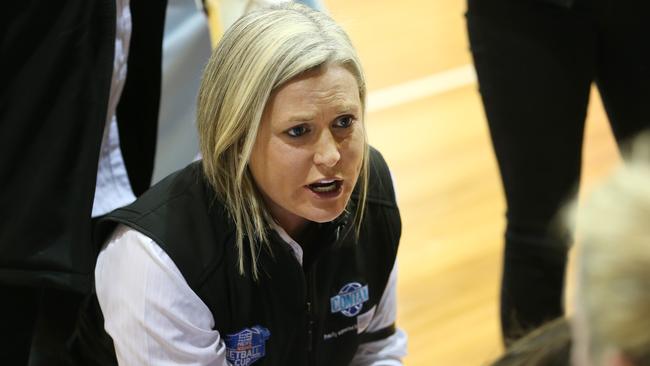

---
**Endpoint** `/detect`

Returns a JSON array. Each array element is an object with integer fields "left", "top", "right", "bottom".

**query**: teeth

[
  {"left": 308, "top": 179, "right": 340, "bottom": 193},
  {"left": 311, "top": 183, "right": 337, "bottom": 193}
]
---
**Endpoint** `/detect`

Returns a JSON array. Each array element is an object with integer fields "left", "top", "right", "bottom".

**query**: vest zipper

[
  {"left": 306, "top": 302, "right": 314, "bottom": 352},
  {"left": 306, "top": 263, "right": 318, "bottom": 365}
]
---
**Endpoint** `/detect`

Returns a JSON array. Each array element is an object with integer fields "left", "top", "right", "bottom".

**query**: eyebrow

[
  {"left": 285, "top": 114, "right": 316, "bottom": 124},
  {"left": 283, "top": 104, "right": 360, "bottom": 124}
]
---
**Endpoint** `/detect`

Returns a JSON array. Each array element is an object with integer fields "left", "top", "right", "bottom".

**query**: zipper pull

[{"left": 307, "top": 326, "right": 314, "bottom": 352}]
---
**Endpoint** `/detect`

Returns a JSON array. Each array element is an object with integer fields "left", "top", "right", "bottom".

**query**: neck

[{"left": 275, "top": 215, "right": 309, "bottom": 243}]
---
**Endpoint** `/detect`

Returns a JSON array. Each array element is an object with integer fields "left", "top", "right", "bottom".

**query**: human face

[{"left": 249, "top": 64, "right": 364, "bottom": 238}]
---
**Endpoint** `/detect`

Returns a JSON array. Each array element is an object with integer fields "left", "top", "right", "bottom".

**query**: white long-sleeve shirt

[
  {"left": 96, "top": 224, "right": 407, "bottom": 365},
  {"left": 92, "top": 0, "right": 136, "bottom": 218}
]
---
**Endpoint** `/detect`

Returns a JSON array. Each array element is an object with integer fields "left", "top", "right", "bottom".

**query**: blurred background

[
  {"left": 323, "top": 1, "right": 622, "bottom": 364},
  {"left": 157, "top": 1, "right": 622, "bottom": 364}
]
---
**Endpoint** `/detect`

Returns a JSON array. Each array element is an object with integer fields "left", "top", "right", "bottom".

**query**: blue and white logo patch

[
  {"left": 330, "top": 282, "right": 369, "bottom": 317},
  {"left": 225, "top": 326, "right": 270, "bottom": 366}
]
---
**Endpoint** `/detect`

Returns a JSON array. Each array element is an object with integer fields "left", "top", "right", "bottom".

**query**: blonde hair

[
  {"left": 573, "top": 132, "right": 650, "bottom": 364},
  {"left": 196, "top": 2, "right": 369, "bottom": 279}
]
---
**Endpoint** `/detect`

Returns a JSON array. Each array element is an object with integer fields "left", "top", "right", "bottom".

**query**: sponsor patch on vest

[
  {"left": 225, "top": 326, "right": 270, "bottom": 366},
  {"left": 330, "top": 282, "right": 369, "bottom": 317},
  {"left": 323, "top": 324, "right": 358, "bottom": 340}
]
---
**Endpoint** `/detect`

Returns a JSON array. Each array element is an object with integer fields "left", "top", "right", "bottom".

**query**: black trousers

[
  {"left": 0, "top": 213, "right": 125, "bottom": 366},
  {"left": 466, "top": 0, "right": 650, "bottom": 344},
  {"left": 0, "top": 285, "right": 84, "bottom": 366}
]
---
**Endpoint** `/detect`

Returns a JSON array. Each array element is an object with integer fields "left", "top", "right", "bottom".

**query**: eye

[
  {"left": 286, "top": 124, "right": 310, "bottom": 137},
  {"left": 334, "top": 115, "right": 355, "bottom": 128}
]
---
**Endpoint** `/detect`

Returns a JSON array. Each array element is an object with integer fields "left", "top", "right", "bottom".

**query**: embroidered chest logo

[
  {"left": 330, "top": 282, "right": 369, "bottom": 317},
  {"left": 225, "top": 326, "right": 271, "bottom": 366}
]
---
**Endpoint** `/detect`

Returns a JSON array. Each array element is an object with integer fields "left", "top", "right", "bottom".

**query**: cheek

[
  {"left": 250, "top": 140, "right": 291, "bottom": 197},
  {"left": 344, "top": 130, "right": 365, "bottom": 172},
  {"left": 265, "top": 139, "right": 311, "bottom": 186}
]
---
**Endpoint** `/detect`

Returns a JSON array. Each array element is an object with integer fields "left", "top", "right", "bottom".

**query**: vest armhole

[{"left": 358, "top": 323, "right": 396, "bottom": 344}]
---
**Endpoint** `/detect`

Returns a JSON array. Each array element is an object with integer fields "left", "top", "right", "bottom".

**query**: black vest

[
  {"left": 0, "top": 0, "right": 165, "bottom": 292},
  {"left": 96, "top": 147, "right": 401, "bottom": 366}
]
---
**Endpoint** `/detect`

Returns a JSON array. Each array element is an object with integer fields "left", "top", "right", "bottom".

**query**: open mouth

[{"left": 307, "top": 179, "right": 343, "bottom": 195}]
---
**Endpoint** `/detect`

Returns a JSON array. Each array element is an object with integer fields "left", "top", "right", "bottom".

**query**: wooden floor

[{"left": 324, "top": 1, "right": 621, "bottom": 364}]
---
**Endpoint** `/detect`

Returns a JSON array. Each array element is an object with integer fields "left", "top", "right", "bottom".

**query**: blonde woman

[
  {"left": 571, "top": 137, "right": 650, "bottom": 366},
  {"left": 91, "top": 3, "right": 406, "bottom": 365}
]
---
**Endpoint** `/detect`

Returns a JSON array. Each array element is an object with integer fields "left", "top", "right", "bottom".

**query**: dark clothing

[
  {"left": 0, "top": 0, "right": 115, "bottom": 293},
  {"left": 0, "top": 286, "right": 86, "bottom": 366},
  {"left": 0, "top": 0, "right": 164, "bottom": 293},
  {"left": 1, "top": 285, "right": 39, "bottom": 365},
  {"left": 86, "top": 147, "right": 401, "bottom": 366},
  {"left": 0, "top": 0, "right": 166, "bottom": 364},
  {"left": 116, "top": 0, "right": 165, "bottom": 197},
  {"left": 466, "top": 0, "right": 650, "bottom": 343}
]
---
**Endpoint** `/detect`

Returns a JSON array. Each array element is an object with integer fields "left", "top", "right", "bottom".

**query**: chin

[{"left": 304, "top": 205, "right": 347, "bottom": 224}]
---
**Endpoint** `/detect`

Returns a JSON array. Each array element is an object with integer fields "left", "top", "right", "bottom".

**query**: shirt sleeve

[
  {"left": 349, "top": 262, "right": 408, "bottom": 366},
  {"left": 95, "top": 224, "right": 231, "bottom": 366}
]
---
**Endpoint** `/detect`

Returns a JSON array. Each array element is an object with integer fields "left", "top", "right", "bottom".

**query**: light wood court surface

[{"left": 324, "top": 1, "right": 620, "bottom": 365}]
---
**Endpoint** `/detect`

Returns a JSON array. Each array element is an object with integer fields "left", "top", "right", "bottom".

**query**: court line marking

[{"left": 367, "top": 64, "right": 477, "bottom": 113}]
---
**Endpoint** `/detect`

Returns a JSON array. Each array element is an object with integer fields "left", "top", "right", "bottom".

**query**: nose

[{"left": 313, "top": 130, "right": 340, "bottom": 168}]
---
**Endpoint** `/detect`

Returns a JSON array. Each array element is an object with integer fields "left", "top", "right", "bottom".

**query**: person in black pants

[
  {"left": 0, "top": 0, "right": 165, "bottom": 364},
  {"left": 466, "top": 0, "right": 650, "bottom": 344}
]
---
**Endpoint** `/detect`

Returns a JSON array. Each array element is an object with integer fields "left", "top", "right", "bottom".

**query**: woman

[
  {"left": 93, "top": 3, "right": 406, "bottom": 365},
  {"left": 466, "top": 0, "right": 650, "bottom": 344}
]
